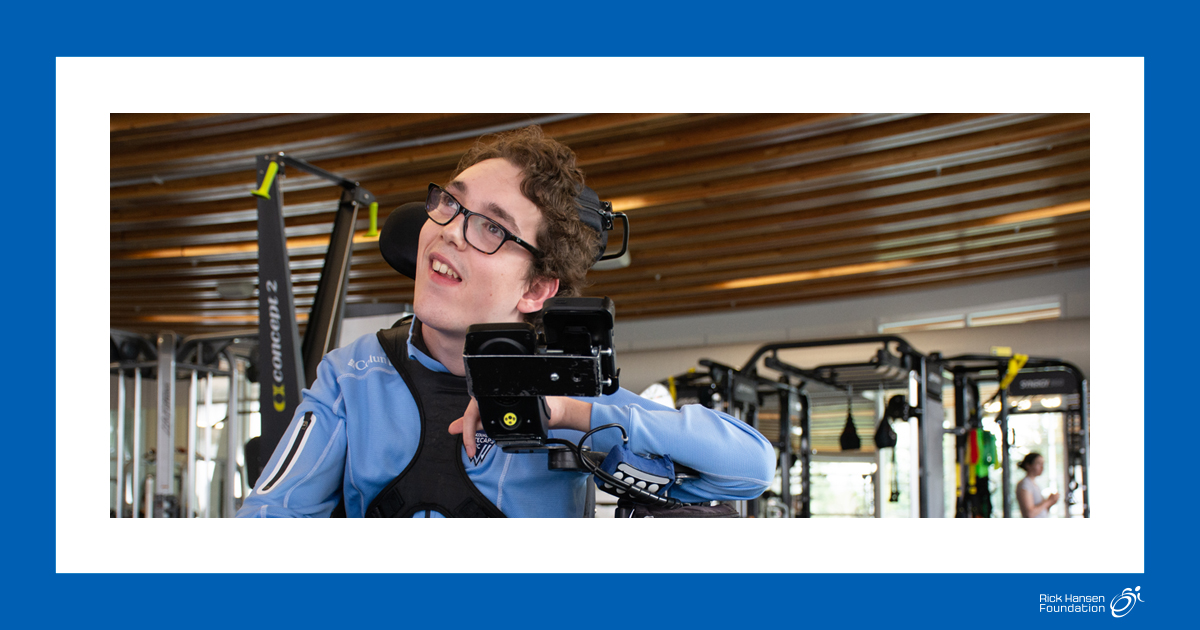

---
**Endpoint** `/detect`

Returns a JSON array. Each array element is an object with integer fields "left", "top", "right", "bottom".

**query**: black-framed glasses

[{"left": 425, "top": 183, "right": 544, "bottom": 258}]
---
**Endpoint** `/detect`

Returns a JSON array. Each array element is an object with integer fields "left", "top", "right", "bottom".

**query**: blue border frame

[{"left": 31, "top": 1, "right": 1180, "bottom": 626}]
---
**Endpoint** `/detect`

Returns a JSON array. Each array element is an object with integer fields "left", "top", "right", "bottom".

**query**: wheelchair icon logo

[{"left": 1110, "top": 586, "right": 1143, "bottom": 618}]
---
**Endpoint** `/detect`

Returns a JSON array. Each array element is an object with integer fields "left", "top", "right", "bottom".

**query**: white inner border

[{"left": 59, "top": 57, "right": 1143, "bottom": 574}]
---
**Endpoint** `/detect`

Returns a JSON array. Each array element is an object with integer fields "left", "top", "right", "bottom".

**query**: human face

[
  {"left": 1028, "top": 456, "right": 1044, "bottom": 477},
  {"left": 413, "top": 158, "right": 558, "bottom": 339}
]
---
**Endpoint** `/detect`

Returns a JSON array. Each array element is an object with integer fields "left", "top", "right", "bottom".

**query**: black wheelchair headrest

[
  {"left": 378, "top": 201, "right": 427, "bottom": 280},
  {"left": 379, "top": 186, "right": 621, "bottom": 279}
]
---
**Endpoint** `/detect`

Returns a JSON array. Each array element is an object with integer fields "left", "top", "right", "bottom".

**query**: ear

[{"left": 517, "top": 276, "right": 559, "bottom": 315}]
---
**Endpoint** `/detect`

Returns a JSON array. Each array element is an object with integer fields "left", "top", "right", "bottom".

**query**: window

[{"left": 878, "top": 299, "right": 1061, "bottom": 334}]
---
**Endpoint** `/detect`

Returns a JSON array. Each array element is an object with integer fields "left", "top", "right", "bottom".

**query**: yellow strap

[
  {"left": 998, "top": 353, "right": 1029, "bottom": 390},
  {"left": 251, "top": 160, "right": 280, "bottom": 199},
  {"left": 667, "top": 375, "right": 677, "bottom": 406},
  {"left": 956, "top": 462, "right": 963, "bottom": 498}
]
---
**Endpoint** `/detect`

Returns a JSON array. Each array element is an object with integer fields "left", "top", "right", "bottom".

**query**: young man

[{"left": 237, "top": 126, "right": 775, "bottom": 518}]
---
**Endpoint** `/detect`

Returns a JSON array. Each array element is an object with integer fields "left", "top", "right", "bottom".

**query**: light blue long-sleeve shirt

[{"left": 237, "top": 325, "right": 775, "bottom": 518}]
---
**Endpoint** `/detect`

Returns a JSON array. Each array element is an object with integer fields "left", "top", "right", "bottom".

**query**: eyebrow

[{"left": 446, "top": 179, "right": 521, "bottom": 235}]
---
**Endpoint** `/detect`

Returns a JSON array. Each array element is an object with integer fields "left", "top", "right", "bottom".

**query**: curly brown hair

[{"left": 454, "top": 126, "right": 598, "bottom": 312}]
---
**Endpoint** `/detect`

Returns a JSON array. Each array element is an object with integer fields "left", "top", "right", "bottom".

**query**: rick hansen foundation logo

[
  {"left": 1037, "top": 586, "right": 1143, "bottom": 617},
  {"left": 1110, "top": 586, "right": 1144, "bottom": 618}
]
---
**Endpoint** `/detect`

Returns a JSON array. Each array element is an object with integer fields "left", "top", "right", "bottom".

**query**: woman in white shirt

[{"left": 1016, "top": 452, "right": 1059, "bottom": 518}]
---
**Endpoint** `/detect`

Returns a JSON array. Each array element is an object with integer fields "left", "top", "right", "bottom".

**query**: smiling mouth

[{"left": 431, "top": 259, "right": 461, "bottom": 281}]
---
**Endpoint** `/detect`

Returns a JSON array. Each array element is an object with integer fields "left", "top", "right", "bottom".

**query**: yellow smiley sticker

[{"left": 502, "top": 412, "right": 519, "bottom": 427}]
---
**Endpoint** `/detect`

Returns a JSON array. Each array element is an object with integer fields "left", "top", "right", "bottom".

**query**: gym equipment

[
  {"left": 111, "top": 330, "right": 149, "bottom": 518},
  {"left": 690, "top": 336, "right": 940, "bottom": 517},
  {"left": 252, "top": 153, "right": 377, "bottom": 473},
  {"left": 938, "top": 353, "right": 1089, "bottom": 518},
  {"left": 694, "top": 359, "right": 801, "bottom": 517},
  {"left": 109, "top": 152, "right": 371, "bottom": 517},
  {"left": 110, "top": 329, "right": 251, "bottom": 518},
  {"left": 645, "top": 338, "right": 1089, "bottom": 520},
  {"left": 646, "top": 358, "right": 811, "bottom": 517},
  {"left": 839, "top": 386, "right": 862, "bottom": 451},
  {"left": 648, "top": 368, "right": 725, "bottom": 410}
]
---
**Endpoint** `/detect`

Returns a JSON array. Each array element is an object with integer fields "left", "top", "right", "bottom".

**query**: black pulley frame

[{"left": 252, "top": 152, "right": 377, "bottom": 471}]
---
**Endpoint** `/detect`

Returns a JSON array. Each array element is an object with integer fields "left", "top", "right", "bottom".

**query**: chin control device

[{"left": 464, "top": 297, "right": 620, "bottom": 452}]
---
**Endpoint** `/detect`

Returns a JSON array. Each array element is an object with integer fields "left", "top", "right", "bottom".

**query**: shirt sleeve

[
  {"left": 580, "top": 388, "right": 776, "bottom": 503},
  {"left": 235, "top": 355, "right": 349, "bottom": 518}
]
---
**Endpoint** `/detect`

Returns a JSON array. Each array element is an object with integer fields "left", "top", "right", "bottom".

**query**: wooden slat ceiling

[{"left": 110, "top": 113, "right": 1090, "bottom": 335}]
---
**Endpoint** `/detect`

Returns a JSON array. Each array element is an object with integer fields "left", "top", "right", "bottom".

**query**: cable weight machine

[
  {"left": 938, "top": 353, "right": 1089, "bottom": 518},
  {"left": 110, "top": 329, "right": 252, "bottom": 518},
  {"left": 109, "top": 152, "right": 380, "bottom": 517}
]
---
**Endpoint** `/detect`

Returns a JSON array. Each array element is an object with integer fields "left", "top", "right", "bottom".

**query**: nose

[{"left": 439, "top": 211, "right": 469, "bottom": 251}]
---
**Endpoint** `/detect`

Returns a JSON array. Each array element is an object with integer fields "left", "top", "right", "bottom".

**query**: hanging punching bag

[
  {"left": 840, "top": 386, "right": 861, "bottom": 451},
  {"left": 840, "top": 409, "right": 861, "bottom": 451}
]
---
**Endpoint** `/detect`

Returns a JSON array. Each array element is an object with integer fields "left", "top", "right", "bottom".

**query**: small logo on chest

[
  {"left": 470, "top": 431, "right": 495, "bottom": 466},
  {"left": 347, "top": 355, "right": 390, "bottom": 371}
]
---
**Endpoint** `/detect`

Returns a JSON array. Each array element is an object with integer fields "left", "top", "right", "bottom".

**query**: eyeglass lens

[{"left": 427, "top": 186, "right": 508, "bottom": 255}]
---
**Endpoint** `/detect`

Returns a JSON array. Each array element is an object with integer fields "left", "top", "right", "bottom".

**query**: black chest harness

[
  {"left": 353, "top": 322, "right": 506, "bottom": 518},
  {"left": 338, "top": 322, "right": 732, "bottom": 518}
]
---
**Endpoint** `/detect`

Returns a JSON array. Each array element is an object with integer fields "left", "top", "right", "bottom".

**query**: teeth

[{"left": 432, "top": 260, "right": 459, "bottom": 280}]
